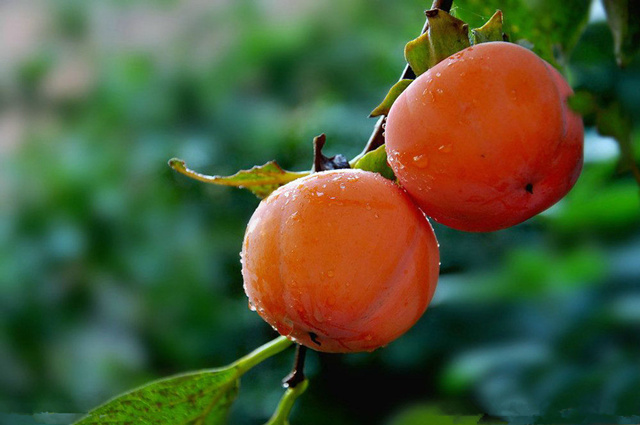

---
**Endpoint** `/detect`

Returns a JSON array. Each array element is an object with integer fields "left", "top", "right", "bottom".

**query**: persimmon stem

[
  {"left": 360, "top": 0, "right": 454, "bottom": 156},
  {"left": 282, "top": 344, "right": 307, "bottom": 389}
]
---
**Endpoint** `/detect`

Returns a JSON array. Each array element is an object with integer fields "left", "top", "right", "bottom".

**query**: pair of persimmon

[{"left": 242, "top": 42, "right": 584, "bottom": 353}]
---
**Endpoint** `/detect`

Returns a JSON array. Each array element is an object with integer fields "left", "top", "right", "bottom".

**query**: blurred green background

[{"left": 0, "top": 0, "right": 639, "bottom": 424}]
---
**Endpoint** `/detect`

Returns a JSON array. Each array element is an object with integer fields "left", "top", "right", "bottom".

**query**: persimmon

[
  {"left": 385, "top": 41, "right": 583, "bottom": 232},
  {"left": 241, "top": 169, "right": 440, "bottom": 353}
]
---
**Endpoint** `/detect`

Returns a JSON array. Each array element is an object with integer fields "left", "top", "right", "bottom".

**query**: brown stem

[
  {"left": 282, "top": 344, "right": 307, "bottom": 389},
  {"left": 360, "top": 0, "right": 453, "bottom": 156}
]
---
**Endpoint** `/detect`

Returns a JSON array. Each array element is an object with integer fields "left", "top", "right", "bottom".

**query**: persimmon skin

[
  {"left": 385, "top": 42, "right": 584, "bottom": 232},
  {"left": 241, "top": 169, "right": 440, "bottom": 353}
]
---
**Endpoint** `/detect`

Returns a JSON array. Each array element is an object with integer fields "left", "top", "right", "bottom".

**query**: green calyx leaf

[
  {"left": 405, "top": 9, "right": 470, "bottom": 76},
  {"left": 472, "top": 10, "right": 505, "bottom": 44},
  {"left": 169, "top": 158, "right": 309, "bottom": 199},
  {"left": 74, "top": 336, "right": 293, "bottom": 425},
  {"left": 370, "top": 79, "right": 413, "bottom": 118},
  {"left": 351, "top": 145, "right": 396, "bottom": 181},
  {"left": 602, "top": 0, "right": 640, "bottom": 67}
]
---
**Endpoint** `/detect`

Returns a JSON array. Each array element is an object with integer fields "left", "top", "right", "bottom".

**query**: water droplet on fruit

[
  {"left": 365, "top": 335, "right": 373, "bottom": 341},
  {"left": 248, "top": 301, "right": 256, "bottom": 311},
  {"left": 436, "top": 88, "right": 444, "bottom": 94},
  {"left": 317, "top": 191, "right": 324, "bottom": 196},
  {"left": 435, "top": 72, "right": 441, "bottom": 77},
  {"left": 339, "top": 183, "right": 346, "bottom": 190},
  {"left": 412, "top": 154, "right": 429, "bottom": 168},
  {"left": 438, "top": 144, "right": 452, "bottom": 153},
  {"left": 366, "top": 203, "right": 372, "bottom": 210},
  {"left": 374, "top": 213, "right": 380, "bottom": 219},
  {"left": 327, "top": 270, "right": 335, "bottom": 278},
  {"left": 510, "top": 89, "right": 517, "bottom": 101},
  {"left": 314, "top": 309, "right": 324, "bottom": 323}
]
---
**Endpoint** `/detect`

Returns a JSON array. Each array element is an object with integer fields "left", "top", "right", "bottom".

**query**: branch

[
  {"left": 360, "top": 0, "right": 454, "bottom": 156},
  {"left": 282, "top": 345, "right": 307, "bottom": 389}
]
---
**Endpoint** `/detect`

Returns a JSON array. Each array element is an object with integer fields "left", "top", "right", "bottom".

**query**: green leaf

[
  {"left": 73, "top": 337, "right": 293, "bottom": 425},
  {"left": 351, "top": 145, "right": 396, "bottom": 181},
  {"left": 369, "top": 79, "right": 413, "bottom": 118},
  {"left": 74, "top": 367, "right": 240, "bottom": 425},
  {"left": 603, "top": 0, "right": 640, "bottom": 67},
  {"left": 471, "top": 10, "right": 504, "bottom": 44},
  {"left": 169, "top": 158, "right": 310, "bottom": 199},
  {"left": 452, "top": 0, "right": 591, "bottom": 66},
  {"left": 405, "top": 9, "right": 470, "bottom": 76}
]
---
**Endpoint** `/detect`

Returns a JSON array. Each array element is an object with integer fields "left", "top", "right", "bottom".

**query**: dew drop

[
  {"left": 366, "top": 203, "right": 372, "bottom": 210},
  {"left": 314, "top": 309, "right": 324, "bottom": 323},
  {"left": 248, "top": 301, "right": 256, "bottom": 311},
  {"left": 327, "top": 270, "right": 335, "bottom": 278},
  {"left": 412, "top": 154, "right": 429, "bottom": 168},
  {"left": 365, "top": 335, "right": 373, "bottom": 341},
  {"left": 435, "top": 72, "right": 441, "bottom": 77},
  {"left": 339, "top": 183, "right": 346, "bottom": 190},
  {"left": 436, "top": 88, "right": 444, "bottom": 94},
  {"left": 438, "top": 144, "right": 452, "bottom": 153}
]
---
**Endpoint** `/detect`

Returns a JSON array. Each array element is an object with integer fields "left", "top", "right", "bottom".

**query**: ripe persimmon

[
  {"left": 241, "top": 169, "right": 439, "bottom": 353},
  {"left": 385, "top": 41, "right": 583, "bottom": 232}
]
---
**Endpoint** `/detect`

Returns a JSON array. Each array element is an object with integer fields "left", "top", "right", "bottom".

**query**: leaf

[
  {"left": 169, "top": 158, "right": 309, "bottom": 199},
  {"left": 74, "top": 367, "right": 240, "bottom": 425},
  {"left": 74, "top": 337, "right": 293, "bottom": 425},
  {"left": 471, "top": 10, "right": 504, "bottom": 44},
  {"left": 369, "top": 79, "right": 413, "bottom": 118},
  {"left": 452, "top": 0, "right": 591, "bottom": 66},
  {"left": 603, "top": 0, "right": 640, "bottom": 67},
  {"left": 352, "top": 145, "right": 396, "bottom": 181},
  {"left": 405, "top": 9, "right": 470, "bottom": 76}
]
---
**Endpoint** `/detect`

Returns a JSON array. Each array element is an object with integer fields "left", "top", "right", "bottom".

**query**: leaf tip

[{"left": 168, "top": 158, "right": 186, "bottom": 171}]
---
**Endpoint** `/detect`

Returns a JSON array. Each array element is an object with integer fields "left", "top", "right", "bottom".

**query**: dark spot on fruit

[
  {"left": 525, "top": 183, "right": 533, "bottom": 194},
  {"left": 309, "top": 332, "right": 321, "bottom": 345}
]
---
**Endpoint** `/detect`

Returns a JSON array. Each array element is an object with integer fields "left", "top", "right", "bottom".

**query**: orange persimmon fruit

[
  {"left": 241, "top": 169, "right": 440, "bottom": 353},
  {"left": 385, "top": 41, "right": 583, "bottom": 232}
]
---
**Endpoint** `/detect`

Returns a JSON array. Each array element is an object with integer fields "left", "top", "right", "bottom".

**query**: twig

[
  {"left": 360, "top": 0, "right": 454, "bottom": 156},
  {"left": 282, "top": 345, "right": 307, "bottom": 389}
]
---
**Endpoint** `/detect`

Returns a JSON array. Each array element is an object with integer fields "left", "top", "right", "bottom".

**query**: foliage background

[{"left": 0, "top": 0, "right": 639, "bottom": 424}]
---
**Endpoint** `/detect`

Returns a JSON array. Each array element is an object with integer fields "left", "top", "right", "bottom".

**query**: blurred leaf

[
  {"left": 169, "top": 159, "right": 309, "bottom": 199},
  {"left": 370, "top": 79, "right": 413, "bottom": 118},
  {"left": 568, "top": 91, "right": 598, "bottom": 115},
  {"left": 471, "top": 10, "right": 505, "bottom": 44},
  {"left": 352, "top": 146, "right": 396, "bottom": 180},
  {"left": 405, "top": 9, "right": 470, "bottom": 76},
  {"left": 387, "top": 405, "right": 484, "bottom": 425},
  {"left": 73, "top": 367, "right": 239, "bottom": 425},
  {"left": 453, "top": 0, "right": 591, "bottom": 66},
  {"left": 602, "top": 0, "right": 640, "bottom": 67}
]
